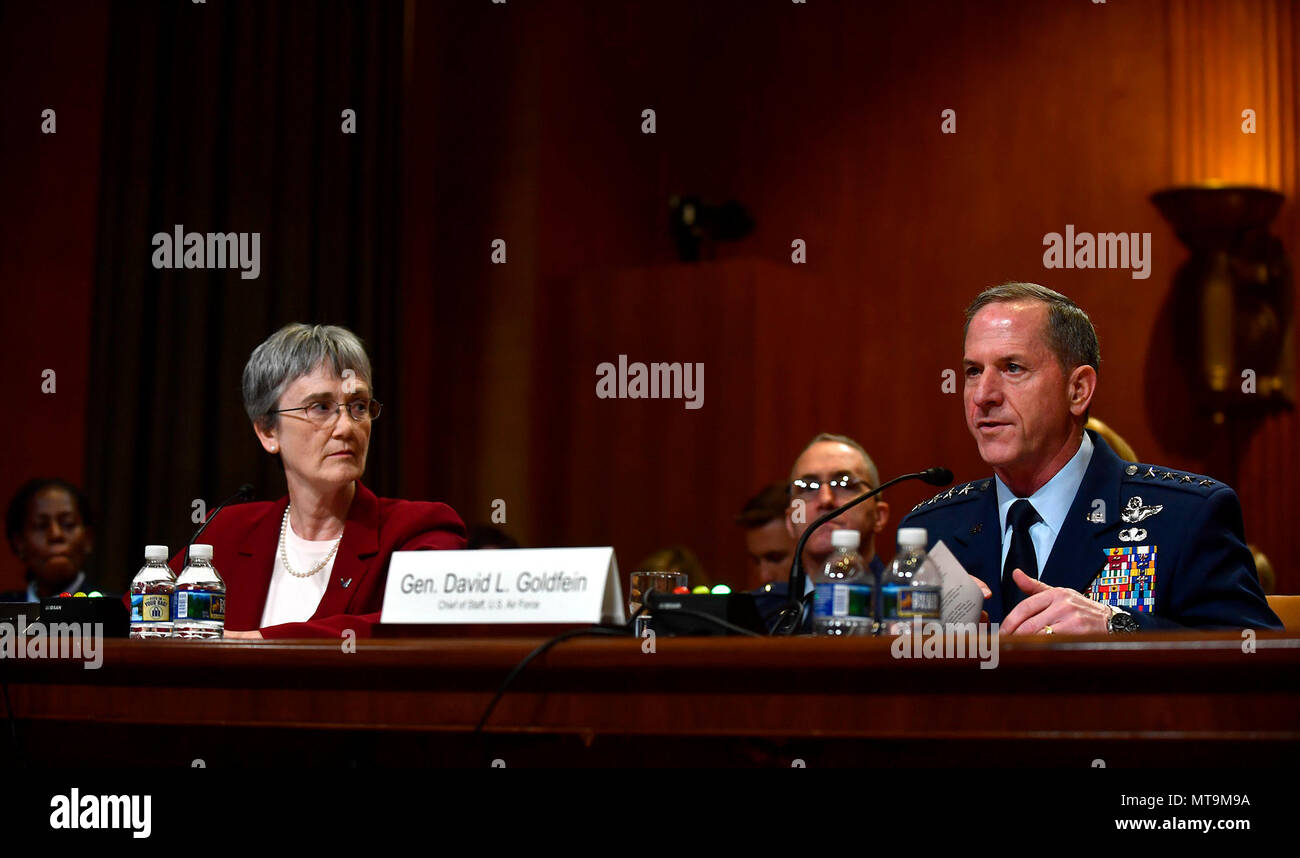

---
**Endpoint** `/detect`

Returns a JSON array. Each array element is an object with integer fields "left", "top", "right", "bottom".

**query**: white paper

[{"left": 927, "top": 540, "right": 984, "bottom": 625}]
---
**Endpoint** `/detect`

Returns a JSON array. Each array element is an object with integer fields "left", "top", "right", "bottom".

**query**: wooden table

[{"left": 4, "top": 631, "right": 1298, "bottom": 767}]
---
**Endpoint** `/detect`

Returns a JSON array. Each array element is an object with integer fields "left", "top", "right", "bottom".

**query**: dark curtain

[{"left": 86, "top": 0, "right": 407, "bottom": 591}]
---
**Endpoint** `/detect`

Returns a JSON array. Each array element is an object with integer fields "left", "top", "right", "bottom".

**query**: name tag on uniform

[{"left": 381, "top": 547, "right": 625, "bottom": 625}]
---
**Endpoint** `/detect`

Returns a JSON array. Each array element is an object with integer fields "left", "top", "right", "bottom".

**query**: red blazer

[{"left": 167, "top": 481, "right": 465, "bottom": 639}]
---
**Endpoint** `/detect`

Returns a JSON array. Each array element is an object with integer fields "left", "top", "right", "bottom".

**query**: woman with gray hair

[{"left": 168, "top": 323, "right": 466, "bottom": 639}]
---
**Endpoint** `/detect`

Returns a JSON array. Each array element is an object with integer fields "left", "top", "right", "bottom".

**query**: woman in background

[
  {"left": 173, "top": 323, "right": 465, "bottom": 639},
  {"left": 4, "top": 479, "right": 97, "bottom": 602}
]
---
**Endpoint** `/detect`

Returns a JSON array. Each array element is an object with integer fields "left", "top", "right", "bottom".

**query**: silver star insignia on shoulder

[
  {"left": 1161, "top": 472, "right": 1176, "bottom": 480},
  {"left": 1199, "top": 479, "right": 1215, "bottom": 487},
  {"left": 1143, "top": 467, "right": 1158, "bottom": 479},
  {"left": 1179, "top": 475, "right": 1193, "bottom": 483},
  {"left": 957, "top": 483, "right": 973, "bottom": 495}
]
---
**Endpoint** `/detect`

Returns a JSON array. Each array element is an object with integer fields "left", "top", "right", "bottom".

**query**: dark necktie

[{"left": 1001, "top": 499, "right": 1042, "bottom": 615}]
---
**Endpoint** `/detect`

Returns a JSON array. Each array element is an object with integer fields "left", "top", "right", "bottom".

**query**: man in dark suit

[{"left": 900, "top": 282, "right": 1280, "bottom": 632}]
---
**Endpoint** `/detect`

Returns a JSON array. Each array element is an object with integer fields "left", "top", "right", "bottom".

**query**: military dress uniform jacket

[{"left": 898, "top": 431, "right": 1281, "bottom": 630}]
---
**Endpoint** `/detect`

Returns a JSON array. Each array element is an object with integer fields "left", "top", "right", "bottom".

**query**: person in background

[
  {"left": 172, "top": 323, "right": 467, "bottom": 639},
  {"left": 3, "top": 478, "right": 97, "bottom": 602},
  {"left": 735, "top": 483, "right": 797, "bottom": 592},
  {"left": 785, "top": 433, "right": 890, "bottom": 588},
  {"left": 748, "top": 434, "right": 890, "bottom": 631},
  {"left": 636, "top": 544, "right": 711, "bottom": 590},
  {"left": 1252, "top": 546, "right": 1275, "bottom": 595}
]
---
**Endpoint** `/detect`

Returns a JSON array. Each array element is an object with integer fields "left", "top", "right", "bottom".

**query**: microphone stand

[
  {"left": 774, "top": 468, "right": 952, "bottom": 636},
  {"left": 182, "top": 484, "right": 254, "bottom": 567}
]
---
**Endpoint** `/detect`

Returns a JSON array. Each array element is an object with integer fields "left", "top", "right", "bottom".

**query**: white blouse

[{"left": 259, "top": 524, "right": 339, "bottom": 627}]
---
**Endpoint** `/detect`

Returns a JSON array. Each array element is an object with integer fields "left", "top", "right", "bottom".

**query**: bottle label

[
  {"left": 174, "top": 592, "right": 226, "bottom": 623},
  {"left": 881, "top": 584, "right": 941, "bottom": 619},
  {"left": 130, "top": 594, "right": 171, "bottom": 624},
  {"left": 812, "top": 583, "right": 872, "bottom": 619}
]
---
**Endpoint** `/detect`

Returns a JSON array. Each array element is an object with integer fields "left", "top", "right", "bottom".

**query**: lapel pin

[
  {"left": 970, "top": 523, "right": 983, "bottom": 534},
  {"left": 341, "top": 578, "right": 352, "bottom": 589}
]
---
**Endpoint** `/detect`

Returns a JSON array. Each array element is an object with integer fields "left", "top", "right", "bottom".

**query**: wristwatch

[{"left": 1107, "top": 606, "right": 1139, "bottom": 633}]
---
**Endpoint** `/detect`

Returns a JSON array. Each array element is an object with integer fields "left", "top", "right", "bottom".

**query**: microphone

[
  {"left": 776, "top": 467, "right": 953, "bottom": 635},
  {"left": 183, "top": 484, "right": 254, "bottom": 567}
]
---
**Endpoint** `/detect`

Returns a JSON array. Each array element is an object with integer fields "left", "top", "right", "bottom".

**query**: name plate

[{"left": 381, "top": 547, "right": 625, "bottom": 625}]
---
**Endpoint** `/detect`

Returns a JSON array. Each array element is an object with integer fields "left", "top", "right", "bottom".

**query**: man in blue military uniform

[{"left": 900, "top": 282, "right": 1280, "bottom": 632}]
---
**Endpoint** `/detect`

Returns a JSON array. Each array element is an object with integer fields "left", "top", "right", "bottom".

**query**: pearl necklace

[{"left": 279, "top": 505, "right": 343, "bottom": 578}]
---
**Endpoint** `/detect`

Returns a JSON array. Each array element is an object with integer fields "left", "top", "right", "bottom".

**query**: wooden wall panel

[{"left": 405, "top": 0, "right": 1300, "bottom": 591}]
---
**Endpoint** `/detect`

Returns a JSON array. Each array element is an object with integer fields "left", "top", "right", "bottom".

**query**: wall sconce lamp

[{"left": 1151, "top": 185, "right": 1294, "bottom": 421}]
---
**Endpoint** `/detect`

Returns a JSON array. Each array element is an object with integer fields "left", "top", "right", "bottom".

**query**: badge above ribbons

[{"left": 1088, "top": 546, "right": 1156, "bottom": 613}]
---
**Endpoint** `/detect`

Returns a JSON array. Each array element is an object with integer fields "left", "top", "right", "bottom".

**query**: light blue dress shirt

[{"left": 995, "top": 432, "right": 1094, "bottom": 578}]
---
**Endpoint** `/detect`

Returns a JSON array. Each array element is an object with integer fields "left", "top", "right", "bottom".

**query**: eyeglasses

[
  {"left": 272, "top": 399, "right": 383, "bottom": 424},
  {"left": 789, "top": 473, "right": 872, "bottom": 503}
]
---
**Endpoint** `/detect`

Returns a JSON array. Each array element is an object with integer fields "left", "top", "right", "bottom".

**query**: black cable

[
  {"left": 473, "top": 600, "right": 760, "bottom": 765},
  {"left": 770, "top": 591, "right": 814, "bottom": 636},
  {"left": 652, "top": 608, "right": 762, "bottom": 637},
  {"left": 474, "top": 625, "right": 629, "bottom": 737}
]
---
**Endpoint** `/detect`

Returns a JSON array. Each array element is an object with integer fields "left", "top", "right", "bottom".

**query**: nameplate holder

[{"left": 380, "top": 547, "right": 625, "bottom": 626}]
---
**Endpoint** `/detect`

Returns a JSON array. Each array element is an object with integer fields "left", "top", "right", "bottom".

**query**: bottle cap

[
  {"left": 897, "top": 527, "right": 928, "bottom": 547},
  {"left": 144, "top": 545, "right": 168, "bottom": 561},
  {"left": 189, "top": 544, "right": 214, "bottom": 561},
  {"left": 830, "top": 529, "right": 861, "bottom": 550}
]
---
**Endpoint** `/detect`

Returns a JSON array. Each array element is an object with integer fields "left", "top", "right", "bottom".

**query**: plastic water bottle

[
  {"left": 129, "top": 545, "right": 175, "bottom": 639},
  {"left": 881, "top": 527, "right": 942, "bottom": 634},
  {"left": 172, "top": 544, "right": 226, "bottom": 639},
  {"left": 811, "top": 529, "right": 873, "bottom": 636}
]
